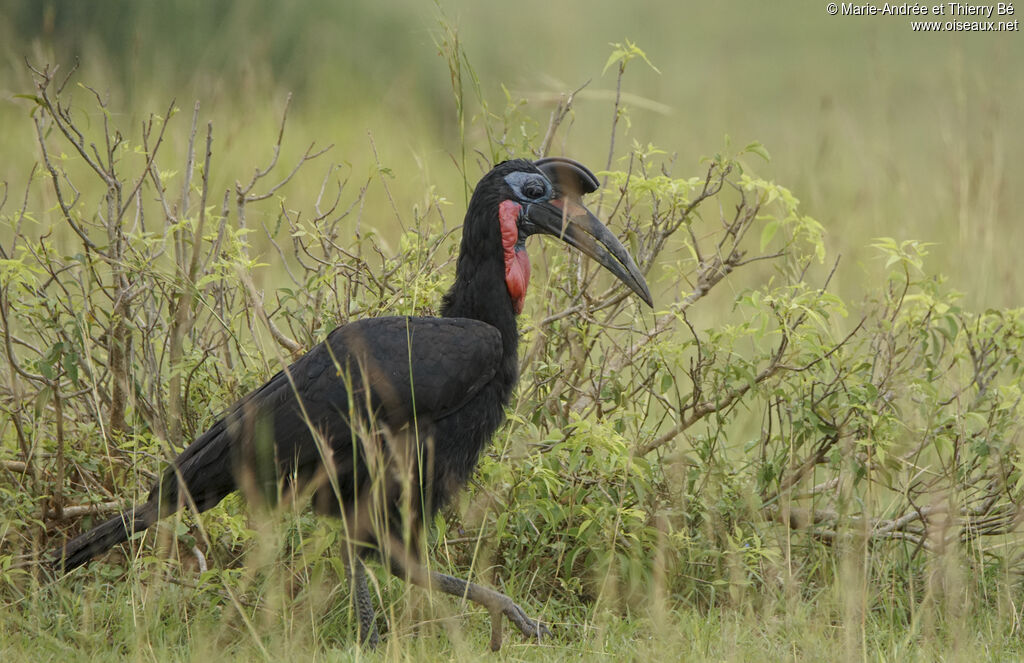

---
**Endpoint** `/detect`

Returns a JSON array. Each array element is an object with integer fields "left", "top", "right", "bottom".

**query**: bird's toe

[{"left": 503, "top": 601, "right": 550, "bottom": 641}]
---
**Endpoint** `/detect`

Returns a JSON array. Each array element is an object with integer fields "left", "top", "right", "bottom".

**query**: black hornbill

[{"left": 50, "top": 157, "right": 653, "bottom": 650}]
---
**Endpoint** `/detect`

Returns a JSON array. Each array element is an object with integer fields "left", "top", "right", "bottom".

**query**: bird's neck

[
  {"left": 440, "top": 196, "right": 521, "bottom": 378},
  {"left": 440, "top": 251, "right": 520, "bottom": 355},
  {"left": 439, "top": 195, "right": 523, "bottom": 400}
]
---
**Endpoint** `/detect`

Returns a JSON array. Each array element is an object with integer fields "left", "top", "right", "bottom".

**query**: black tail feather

[
  {"left": 49, "top": 503, "right": 157, "bottom": 572},
  {"left": 49, "top": 419, "right": 241, "bottom": 573}
]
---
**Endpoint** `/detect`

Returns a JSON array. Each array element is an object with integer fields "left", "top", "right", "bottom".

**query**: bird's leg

[
  {"left": 349, "top": 557, "right": 380, "bottom": 648},
  {"left": 426, "top": 569, "right": 551, "bottom": 651},
  {"left": 384, "top": 536, "right": 550, "bottom": 651}
]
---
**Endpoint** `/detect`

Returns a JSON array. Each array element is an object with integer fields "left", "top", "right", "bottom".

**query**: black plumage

[{"left": 49, "top": 158, "right": 652, "bottom": 650}]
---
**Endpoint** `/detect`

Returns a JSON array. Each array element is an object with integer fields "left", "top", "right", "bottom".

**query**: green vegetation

[{"left": 2, "top": 3, "right": 1023, "bottom": 661}]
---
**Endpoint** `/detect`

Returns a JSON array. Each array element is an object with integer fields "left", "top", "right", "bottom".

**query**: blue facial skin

[{"left": 503, "top": 171, "right": 552, "bottom": 204}]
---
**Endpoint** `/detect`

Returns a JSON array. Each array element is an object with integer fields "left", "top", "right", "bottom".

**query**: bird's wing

[
  {"left": 168, "top": 316, "right": 502, "bottom": 505},
  {"left": 321, "top": 316, "right": 504, "bottom": 425},
  {"left": 186, "top": 316, "right": 503, "bottom": 478}
]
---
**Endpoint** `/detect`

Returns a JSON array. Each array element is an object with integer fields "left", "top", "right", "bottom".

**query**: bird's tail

[
  {"left": 49, "top": 422, "right": 241, "bottom": 573},
  {"left": 49, "top": 502, "right": 158, "bottom": 572}
]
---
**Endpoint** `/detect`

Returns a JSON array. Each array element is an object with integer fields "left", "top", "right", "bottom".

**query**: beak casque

[{"left": 525, "top": 158, "right": 653, "bottom": 307}]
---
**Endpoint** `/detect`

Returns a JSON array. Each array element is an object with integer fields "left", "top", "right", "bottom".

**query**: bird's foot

[
  {"left": 486, "top": 596, "right": 551, "bottom": 651},
  {"left": 504, "top": 600, "right": 552, "bottom": 641},
  {"left": 417, "top": 567, "right": 550, "bottom": 650}
]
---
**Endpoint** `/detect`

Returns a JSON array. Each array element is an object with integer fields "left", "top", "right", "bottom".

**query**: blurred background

[{"left": 1, "top": 0, "right": 1021, "bottom": 306}]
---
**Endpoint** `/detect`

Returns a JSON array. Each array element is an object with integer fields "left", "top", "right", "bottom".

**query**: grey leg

[
  {"left": 350, "top": 557, "right": 380, "bottom": 648},
  {"left": 384, "top": 536, "right": 550, "bottom": 651},
  {"left": 426, "top": 569, "right": 551, "bottom": 651}
]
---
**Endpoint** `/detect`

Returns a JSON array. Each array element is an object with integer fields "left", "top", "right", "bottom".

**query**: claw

[
  {"left": 414, "top": 566, "right": 550, "bottom": 650},
  {"left": 489, "top": 606, "right": 504, "bottom": 651},
  {"left": 492, "top": 597, "right": 550, "bottom": 650}
]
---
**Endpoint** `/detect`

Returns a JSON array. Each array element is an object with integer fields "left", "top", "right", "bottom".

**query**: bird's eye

[{"left": 521, "top": 178, "right": 546, "bottom": 200}]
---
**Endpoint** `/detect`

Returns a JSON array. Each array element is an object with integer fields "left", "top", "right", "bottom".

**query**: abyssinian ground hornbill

[{"left": 50, "top": 157, "right": 652, "bottom": 650}]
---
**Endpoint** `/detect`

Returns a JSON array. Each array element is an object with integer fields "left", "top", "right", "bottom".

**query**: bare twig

[{"left": 538, "top": 80, "right": 589, "bottom": 158}]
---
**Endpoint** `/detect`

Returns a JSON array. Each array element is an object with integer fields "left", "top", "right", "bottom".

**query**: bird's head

[{"left": 468, "top": 157, "right": 653, "bottom": 315}]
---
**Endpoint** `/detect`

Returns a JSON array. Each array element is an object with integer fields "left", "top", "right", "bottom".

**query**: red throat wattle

[{"left": 498, "top": 200, "right": 530, "bottom": 314}]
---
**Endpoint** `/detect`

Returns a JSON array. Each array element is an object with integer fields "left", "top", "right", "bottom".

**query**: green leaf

[
  {"left": 744, "top": 141, "right": 771, "bottom": 162},
  {"left": 63, "top": 351, "right": 79, "bottom": 387},
  {"left": 760, "top": 220, "right": 780, "bottom": 252},
  {"left": 603, "top": 48, "right": 628, "bottom": 75},
  {"left": 34, "top": 385, "right": 52, "bottom": 418},
  {"left": 13, "top": 93, "right": 44, "bottom": 106},
  {"left": 603, "top": 39, "right": 661, "bottom": 75}
]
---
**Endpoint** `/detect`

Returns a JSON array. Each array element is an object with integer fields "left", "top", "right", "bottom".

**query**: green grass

[{"left": 5, "top": 563, "right": 1023, "bottom": 662}]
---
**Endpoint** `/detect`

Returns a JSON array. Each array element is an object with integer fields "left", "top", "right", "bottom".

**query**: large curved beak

[{"left": 522, "top": 197, "right": 653, "bottom": 307}]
